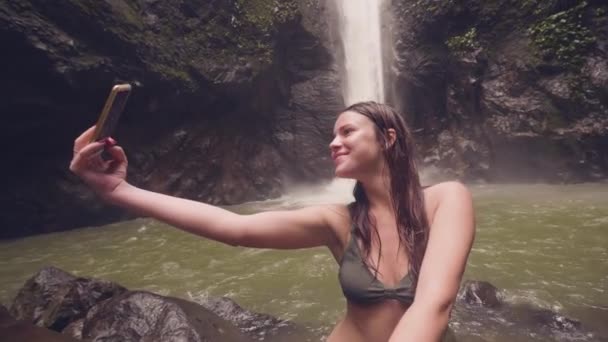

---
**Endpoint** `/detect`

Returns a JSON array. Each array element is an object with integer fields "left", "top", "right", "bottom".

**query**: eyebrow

[{"left": 333, "top": 124, "right": 354, "bottom": 135}]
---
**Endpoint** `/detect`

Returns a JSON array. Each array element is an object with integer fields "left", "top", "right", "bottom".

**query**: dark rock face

[
  {"left": 9, "top": 266, "right": 127, "bottom": 332},
  {"left": 390, "top": 0, "right": 608, "bottom": 183},
  {"left": 81, "top": 291, "right": 251, "bottom": 342},
  {"left": 0, "top": 0, "right": 341, "bottom": 238}
]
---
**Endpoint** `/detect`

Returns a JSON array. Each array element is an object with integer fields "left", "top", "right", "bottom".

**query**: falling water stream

[{"left": 335, "top": 0, "right": 386, "bottom": 104}]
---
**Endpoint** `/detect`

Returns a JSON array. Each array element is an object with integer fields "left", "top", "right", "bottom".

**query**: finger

[
  {"left": 88, "top": 157, "right": 103, "bottom": 171},
  {"left": 73, "top": 126, "right": 97, "bottom": 154},
  {"left": 79, "top": 141, "right": 105, "bottom": 158},
  {"left": 102, "top": 158, "right": 114, "bottom": 171},
  {"left": 70, "top": 141, "right": 105, "bottom": 172},
  {"left": 106, "top": 145, "right": 127, "bottom": 165}
]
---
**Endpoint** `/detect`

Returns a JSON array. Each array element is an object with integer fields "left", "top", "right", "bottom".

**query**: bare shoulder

[
  {"left": 424, "top": 181, "right": 471, "bottom": 199},
  {"left": 423, "top": 181, "right": 473, "bottom": 226},
  {"left": 317, "top": 203, "right": 351, "bottom": 257},
  {"left": 320, "top": 203, "right": 351, "bottom": 234}
]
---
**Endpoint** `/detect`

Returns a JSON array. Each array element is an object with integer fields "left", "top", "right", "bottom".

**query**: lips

[{"left": 332, "top": 152, "right": 348, "bottom": 163}]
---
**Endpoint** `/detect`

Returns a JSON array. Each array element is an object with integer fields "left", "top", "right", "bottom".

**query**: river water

[{"left": 1, "top": 181, "right": 607, "bottom": 341}]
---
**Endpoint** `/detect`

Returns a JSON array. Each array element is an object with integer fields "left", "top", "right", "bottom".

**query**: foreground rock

[
  {"left": 199, "top": 296, "right": 317, "bottom": 341},
  {"left": 455, "top": 280, "right": 602, "bottom": 341},
  {"left": 457, "top": 280, "right": 502, "bottom": 308},
  {"left": 7, "top": 266, "right": 605, "bottom": 341},
  {"left": 6, "top": 266, "right": 313, "bottom": 342},
  {"left": 81, "top": 291, "right": 250, "bottom": 342},
  {"left": 10, "top": 266, "right": 127, "bottom": 332},
  {"left": 1, "top": 303, "right": 79, "bottom": 342}
]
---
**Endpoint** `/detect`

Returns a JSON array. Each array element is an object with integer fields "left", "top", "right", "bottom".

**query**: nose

[{"left": 329, "top": 135, "right": 341, "bottom": 152}]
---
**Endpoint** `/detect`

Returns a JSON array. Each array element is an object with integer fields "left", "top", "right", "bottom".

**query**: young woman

[{"left": 70, "top": 101, "right": 475, "bottom": 341}]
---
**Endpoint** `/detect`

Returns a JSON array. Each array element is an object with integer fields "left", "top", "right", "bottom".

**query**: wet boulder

[
  {"left": 454, "top": 280, "right": 596, "bottom": 340},
  {"left": 0, "top": 304, "right": 11, "bottom": 327},
  {"left": 62, "top": 318, "right": 84, "bottom": 339},
  {"left": 81, "top": 291, "right": 252, "bottom": 342},
  {"left": 199, "top": 296, "right": 315, "bottom": 341},
  {"left": 1, "top": 303, "right": 80, "bottom": 342},
  {"left": 457, "top": 280, "right": 502, "bottom": 308},
  {"left": 509, "top": 305, "right": 582, "bottom": 333},
  {"left": 9, "top": 266, "right": 127, "bottom": 332}
]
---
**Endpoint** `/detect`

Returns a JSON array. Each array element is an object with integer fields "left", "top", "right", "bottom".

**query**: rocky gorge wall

[
  {"left": 389, "top": 0, "right": 608, "bottom": 183},
  {"left": 0, "top": 0, "right": 343, "bottom": 238}
]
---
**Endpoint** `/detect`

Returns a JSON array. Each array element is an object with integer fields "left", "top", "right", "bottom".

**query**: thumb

[{"left": 106, "top": 145, "right": 128, "bottom": 165}]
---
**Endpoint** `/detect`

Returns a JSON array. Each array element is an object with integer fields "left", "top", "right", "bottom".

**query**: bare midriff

[{"left": 327, "top": 299, "right": 410, "bottom": 342}]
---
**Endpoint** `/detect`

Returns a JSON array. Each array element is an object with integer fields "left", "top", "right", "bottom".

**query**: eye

[{"left": 343, "top": 128, "right": 353, "bottom": 136}]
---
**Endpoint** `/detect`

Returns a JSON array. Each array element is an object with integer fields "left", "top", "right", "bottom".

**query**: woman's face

[{"left": 329, "top": 111, "right": 384, "bottom": 179}]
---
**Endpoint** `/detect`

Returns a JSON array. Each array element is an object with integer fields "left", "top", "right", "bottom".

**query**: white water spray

[
  {"left": 335, "top": 0, "right": 386, "bottom": 105},
  {"left": 266, "top": 1, "right": 388, "bottom": 202}
]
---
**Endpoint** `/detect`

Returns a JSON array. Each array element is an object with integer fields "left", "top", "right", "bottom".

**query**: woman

[{"left": 70, "top": 101, "right": 475, "bottom": 341}]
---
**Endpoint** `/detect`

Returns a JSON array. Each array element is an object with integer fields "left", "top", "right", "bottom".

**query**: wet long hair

[{"left": 344, "top": 101, "right": 429, "bottom": 283}]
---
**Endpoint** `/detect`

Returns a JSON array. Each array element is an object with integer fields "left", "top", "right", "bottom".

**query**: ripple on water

[
  {"left": 586, "top": 216, "right": 608, "bottom": 227},
  {"left": 238, "top": 248, "right": 270, "bottom": 257}
]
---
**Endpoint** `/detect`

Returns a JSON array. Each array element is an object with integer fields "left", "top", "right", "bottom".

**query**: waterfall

[{"left": 334, "top": 0, "right": 386, "bottom": 106}]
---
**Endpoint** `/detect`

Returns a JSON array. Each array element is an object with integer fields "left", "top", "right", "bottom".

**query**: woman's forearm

[
  {"left": 388, "top": 301, "right": 451, "bottom": 342},
  {"left": 107, "top": 181, "right": 243, "bottom": 245}
]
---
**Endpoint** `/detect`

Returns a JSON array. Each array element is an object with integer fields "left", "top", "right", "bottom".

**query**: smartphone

[{"left": 90, "top": 84, "right": 131, "bottom": 143}]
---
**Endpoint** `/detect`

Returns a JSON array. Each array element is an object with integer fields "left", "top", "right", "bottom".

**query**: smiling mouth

[{"left": 333, "top": 154, "right": 347, "bottom": 163}]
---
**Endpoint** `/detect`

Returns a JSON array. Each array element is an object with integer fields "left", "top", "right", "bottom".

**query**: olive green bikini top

[{"left": 338, "top": 227, "right": 415, "bottom": 305}]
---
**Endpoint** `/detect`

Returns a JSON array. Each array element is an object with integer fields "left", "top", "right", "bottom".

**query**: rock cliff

[
  {"left": 390, "top": 0, "right": 608, "bottom": 182},
  {"left": 0, "top": 0, "right": 342, "bottom": 238}
]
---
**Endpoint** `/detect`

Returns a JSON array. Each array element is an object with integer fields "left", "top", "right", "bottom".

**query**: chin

[{"left": 334, "top": 166, "right": 356, "bottom": 179}]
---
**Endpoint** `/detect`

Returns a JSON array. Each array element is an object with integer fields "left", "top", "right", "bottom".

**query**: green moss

[
  {"left": 181, "top": 0, "right": 299, "bottom": 67},
  {"left": 527, "top": 1, "right": 595, "bottom": 69},
  {"left": 405, "top": 0, "right": 456, "bottom": 16},
  {"left": 519, "top": 0, "right": 556, "bottom": 15},
  {"left": 106, "top": 0, "right": 143, "bottom": 30},
  {"left": 567, "top": 74, "right": 595, "bottom": 105},
  {"left": 68, "top": 0, "right": 96, "bottom": 15},
  {"left": 149, "top": 63, "right": 195, "bottom": 87},
  {"left": 236, "top": 0, "right": 298, "bottom": 32},
  {"left": 69, "top": 0, "right": 142, "bottom": 29},
  {"left": 446, "top": 27, "right": 481, "bottom": 55}
]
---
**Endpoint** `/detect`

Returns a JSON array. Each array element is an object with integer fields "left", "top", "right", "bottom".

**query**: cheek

[{"left": 353, "top": 137, "right": 382, "bottom": 160}]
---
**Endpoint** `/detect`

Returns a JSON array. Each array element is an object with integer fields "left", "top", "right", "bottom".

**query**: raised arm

[
  {"left": 389, "top": 181, "right": 475, "bottom": 342},
  {"left": 70, "top": 127, "right": 339, "bottom": 250},
  {"left": 110, "top": 183, "right": 339, "bottom": 248}
]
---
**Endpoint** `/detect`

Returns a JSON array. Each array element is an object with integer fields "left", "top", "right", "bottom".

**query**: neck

[{"left": 360, "top": 167, "right": 393, "bottom": 213}]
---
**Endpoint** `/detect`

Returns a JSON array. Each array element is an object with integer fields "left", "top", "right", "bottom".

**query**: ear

[{"left": 385, "top": 128, "right": 397, "bottom": 148}]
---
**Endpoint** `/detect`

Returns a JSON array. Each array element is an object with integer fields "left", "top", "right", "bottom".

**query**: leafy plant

[
  {"left": 527, "top": 1, "right": 595, "bottom": 68},
  {"left": 446, "top": 27, "right": 481, "bottom": 56}
]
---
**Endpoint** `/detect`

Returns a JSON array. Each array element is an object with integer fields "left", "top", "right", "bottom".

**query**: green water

[{"left": 1, "top": 183, "right": 607, "bottom": 341}]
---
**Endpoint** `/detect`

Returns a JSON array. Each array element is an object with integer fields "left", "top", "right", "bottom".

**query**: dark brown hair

[{"left": 344, "top": 101, "right": 429, "bottom": 283}]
